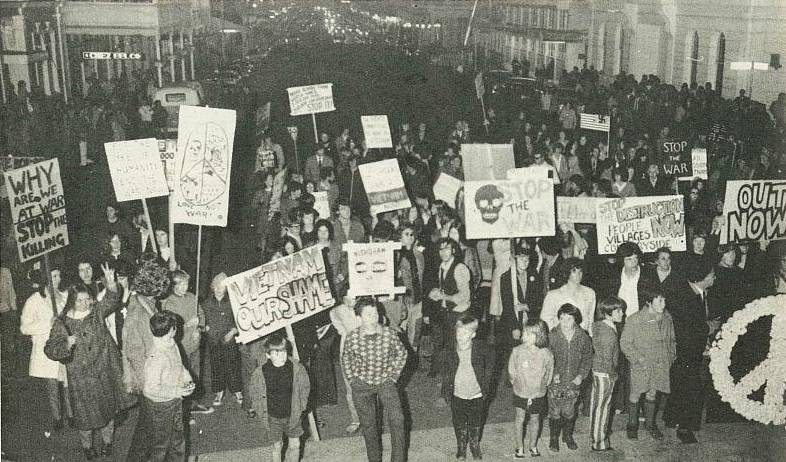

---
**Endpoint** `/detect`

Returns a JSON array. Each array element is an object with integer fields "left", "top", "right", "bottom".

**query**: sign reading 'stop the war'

[{"left": 4, "top": 159, "right": 70, "bottom": 262}]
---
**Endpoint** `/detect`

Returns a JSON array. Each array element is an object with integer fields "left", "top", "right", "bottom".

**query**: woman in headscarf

[{"left": 45, "top": 263, "right": 136, "bottom": 460}]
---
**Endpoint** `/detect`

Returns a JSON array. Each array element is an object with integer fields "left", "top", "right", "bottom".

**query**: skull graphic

[{"left": 474, "top": 184, "right": 505, "bottom": 224}]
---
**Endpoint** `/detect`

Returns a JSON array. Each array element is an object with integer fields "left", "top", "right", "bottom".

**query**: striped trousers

[{"left": 590, "top": 373, "right": 616, "bottom": 450}]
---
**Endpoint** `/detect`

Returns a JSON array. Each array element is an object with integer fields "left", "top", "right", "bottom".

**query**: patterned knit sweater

[{"left": 341, "top": 326, "right": 407, "bottom": 386}]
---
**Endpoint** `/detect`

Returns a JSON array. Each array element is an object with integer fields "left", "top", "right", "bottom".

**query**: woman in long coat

[
  {"left": 20, "top": 268, "right": 71, "bottom": 429},
  {"left": 619, "top": 286, "right": 676, "bottom": 440},
  {"left": 45, "top": 264, "right": 136, "bottom": 460}
]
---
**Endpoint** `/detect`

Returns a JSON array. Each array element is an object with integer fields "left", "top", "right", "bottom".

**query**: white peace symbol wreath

[{"left": 708, "top": 295, "right": 786, "bottom": 426}]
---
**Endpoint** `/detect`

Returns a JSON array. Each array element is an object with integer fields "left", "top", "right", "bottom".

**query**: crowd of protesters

[{"left": 1, "top": 52, "right": 786, "bottom": 462}]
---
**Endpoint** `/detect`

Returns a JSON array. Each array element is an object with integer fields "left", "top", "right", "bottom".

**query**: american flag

[{"left": 580, "top": 113, "right": 611, "bottom": 132}]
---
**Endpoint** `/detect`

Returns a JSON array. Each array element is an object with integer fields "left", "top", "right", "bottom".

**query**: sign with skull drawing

[
  {"left": 344, "top": 241, "right": 406, "bottom": 298},
  {"left": 172, "top": 106, "right": 236, "bottom": 227},
  {"left": 464, "top": 173, "right": 555, "bottom": 239}
]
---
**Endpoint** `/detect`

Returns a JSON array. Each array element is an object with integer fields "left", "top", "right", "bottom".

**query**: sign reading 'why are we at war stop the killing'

[
  {"left": 4, "top": 159, "right": 69, "bottom": 262},
  {"left": 224, "top": 246, "right": 336, "bottom": 344}
]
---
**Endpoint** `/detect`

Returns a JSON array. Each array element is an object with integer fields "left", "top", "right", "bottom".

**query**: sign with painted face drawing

[
  {"left": 464, "top": 172, "right": 555, "bottom": 239},
  {"left": 719, "top": 180, "right": 786, "bottom": 244},
  {"left": 172, "top": 105, "right": 236, "bottom": 227},
  {"left": 344, "top": 242, "right": 405, "bottom": 298},
  {"left": 595, "top": 195, "right": 686, "bottom": 255},
  {"left": 224, "top": 246, "right": 336, "bottom": 344},
  {"left": 4, "top": 159, "right": 69, "bottom": 262}
]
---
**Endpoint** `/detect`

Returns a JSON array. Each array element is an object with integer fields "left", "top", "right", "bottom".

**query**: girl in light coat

[{"left": 20, "top": 267, "right": 71, "bottom": 430}]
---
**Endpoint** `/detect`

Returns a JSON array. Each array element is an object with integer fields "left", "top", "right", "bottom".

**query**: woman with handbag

[
  {"left": 45, "top": 263, "right": 137, "bottom": 460},
  {"left": 20, "top": 267, "right": 71, "bottom": 432}
]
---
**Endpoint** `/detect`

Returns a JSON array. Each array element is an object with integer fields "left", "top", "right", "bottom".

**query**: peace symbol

[{"left": 709, "top": 295, "right": 786, "bottom": 426}]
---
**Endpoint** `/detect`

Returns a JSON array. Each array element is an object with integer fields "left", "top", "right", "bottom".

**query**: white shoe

[
  {"left": 213, "top": 391, "right": 224, "bottom": 407},
  {"left": 188, "top": 417, "right": 196, "bottom": 426},
  {"left": 234, "top": 391, "right": 244, "bottom": 405}
]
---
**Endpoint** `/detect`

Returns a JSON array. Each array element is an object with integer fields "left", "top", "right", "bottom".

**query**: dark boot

[
  {"left": 644, "top": 399, "right": 664, "bottom": 439},
  {"left": 548, "top": 418, "right": 561, "bottom": 452},
  {"left": 626, "top": 401, "right": 639, "bottom": 439},
  {"left": 454, "top": 424, "right": 468, "bottom": 460},
  {"left": 468, "top": 426, "right": 482, "bottom": 460},
  {"left": 561, "top": 416, "right": 578, "bottom": 450}
]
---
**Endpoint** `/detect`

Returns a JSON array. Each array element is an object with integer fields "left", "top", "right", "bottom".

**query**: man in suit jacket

[
  {"left": 397, "top": 224, "right": 425, "bottom": 348},
  {"left": 665, "top": 261, "right": 715, "bottom": 444},
  {"left": 637, "top": 164, "right": 672, "bottom": 196},
  {"left": 330, "top": 201, "right": 367, "bottom": 246},
  {"left": 304, "top": 147, "right": 334, "bottom": 184}
]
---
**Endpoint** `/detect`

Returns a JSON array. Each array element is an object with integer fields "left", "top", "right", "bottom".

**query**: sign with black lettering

[
  {"left": 224, "top": 246, "right": 336, "bottom": 344},
  {"left": 3, "top": 159, "right": 69, "bottom": 262},
  {"left": 720, "top": 180, "right": 786, "bottom": 244},
  {"left": 595, "top": 195, "right": 686, "bottom": 255}
]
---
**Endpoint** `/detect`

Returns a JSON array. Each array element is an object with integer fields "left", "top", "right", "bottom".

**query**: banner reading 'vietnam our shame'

[
  {"left": 719, "top": 180, "right": 786, "bottom": 244},
  {"left": 358, "top": 159, "right": 411, "bottom": 215},
  {"left": 224, "top": 246, "right": 336, "bottom": 344},
  {"left": 172, "top": 106, "right": 236, "bottom": 227},
  {"left": 4, "top": 159, "right": 69, "bottom": 262},
  {"left": 595, "top": 195, "right": 686, "bottom": 255},
  {"left": 464, "top": 172, "right": 555, "bottom": 239}
]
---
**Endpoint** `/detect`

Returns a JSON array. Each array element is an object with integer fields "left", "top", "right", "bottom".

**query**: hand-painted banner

[
  {"left": 358, "top": 159, "right": 411, "bottom": 215},
  {"left": 461, "top": 144, "right": 515, "bottom": 181},
  {"left": 344, "top": 242, "right": 405, "bottom": 298},
  {"left": 433, "top": 173, "right": 463, "bottom": 208},
  {"left": 105, "top": 138, "right": 169, "bottom": 201},
  {"left": 595, "top": 195, "right": 686, "bottom": 255},
  {"left": 0, "top": 156, "right": 45, "bottom": 198},
  {"left": 287, "top": 83, "right": 335, "bottom": 116},
  {"left": 719, "top": 180, "right": 786, "bottom": 244},
  {"left": 659, "top": 139, "right": 692, "bottom": 177},
  {"left": 556, "top": 197, "right": 604, "bottom": 223},
  {"left": 157, "top": 139, "right": 177, "bottom": 192},
  {"left": 4, "top": 159, "right": 69, "bottom": 262},
  {"left": 173, "top": 105, "right": 236, "bottom": 227},
  {"left": 224, "top": 246, "right": 336, "bottom": 344},
  {"left": 361, "top": 115, "right": 393, "bottom": 149},
  {"left": 464, "top": 173, "right": 555, "bottom": 239},
  {"left": 678, "top": 148, "right": 708, "bottom": 181}
]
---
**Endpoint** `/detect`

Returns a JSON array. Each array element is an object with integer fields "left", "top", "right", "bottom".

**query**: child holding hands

[{"left": 509, "top": 319, "right": 553, "bottom": 458}]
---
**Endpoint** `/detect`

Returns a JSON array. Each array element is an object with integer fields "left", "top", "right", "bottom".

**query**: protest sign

[
  {"left": 719, "top": 180, "right": 786, "bottom": 244},
  {"left": 556, "top": 197, "right": 604, "bottom": 223},
  {"left": 461, "top": 144, "right": 515, "bottom": 181},
  {"left": 361, "top": 115, "right": 393, "bottom": 149},
  {"left": 172, "top": 106, "right": 236, "bottom": 227},
  {"left": 255, "top": 148, "right": 276, "bottom": 172},
  {"left": 433, "top": 173, "right": 463, "bottom": 208},
  {"left": 507, "top": 165, "right": 558, "bottom": 184},
  {"left": 358, "top": 159, "right": 411, "bottom": 215},
  {"left": 158, "top": 139, "right": 177, "bottom": 191},
  {"left": 344, "top": 242, "right": 405, "bottom": 298},
  {"left": 4, "top": 159, "right": 69, "bottom": 262},
  {"left": 659, "top": 139, "right": 692, "bottom": 177},
  {"left": 287, "top": 83, "right": 335, "bottom": 116},
  {"left": 595, "top": 195, "right": 686, "bottom": 255},
  {"left": 105, "top": 138, "right": 169, "bottom": 202},
  {"left": 464, "top": 172, "right": 555, "bottom": 239},
  {"left": 580, "top": 113, "right": 610, "bottom": 132},
  {"left": 0, "top": 156, "right": 45, "bottom": 198},
  {"left": 313, "top": 191, "right": 331, "bottom": 220},
  {"left": 224, "top": 246, "right": 336, "bottom": 344},
  {"left": 679, "top": 148, "right": 708, "bottom": 181}
]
